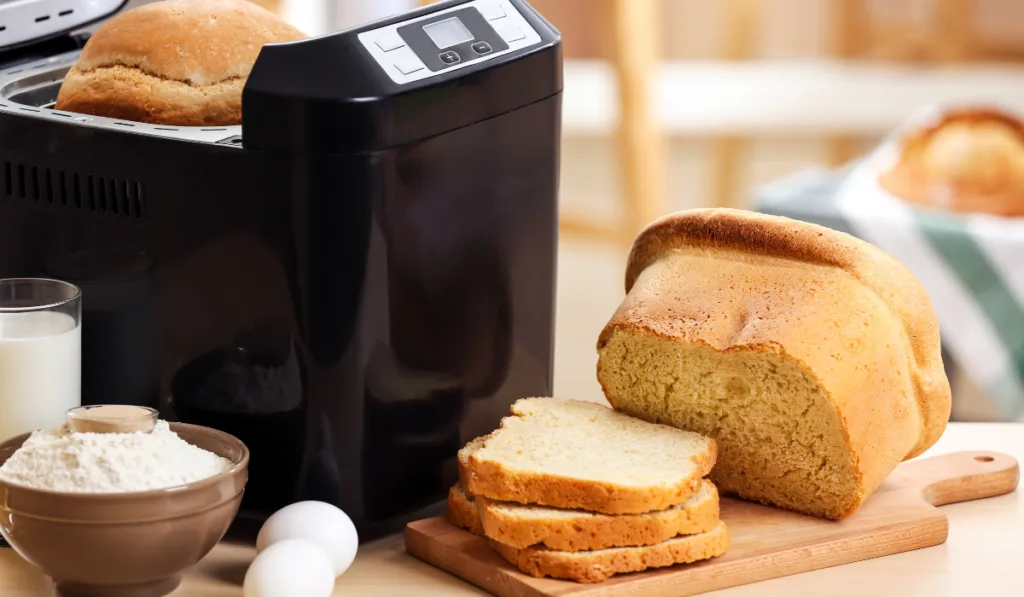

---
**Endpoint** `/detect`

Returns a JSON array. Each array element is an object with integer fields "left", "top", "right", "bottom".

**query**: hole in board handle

[{"left": 975, "top": 456, "right": 995, "bottom": 462}]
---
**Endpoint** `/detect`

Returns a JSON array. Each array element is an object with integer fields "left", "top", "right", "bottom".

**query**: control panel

[{"left": 357, "top": 0, "right": 543, "bottom": 85}]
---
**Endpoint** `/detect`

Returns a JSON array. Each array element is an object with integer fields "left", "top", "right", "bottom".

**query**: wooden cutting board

[{"left": 405, "top": 450, "right": 1019, "bottom": 597}]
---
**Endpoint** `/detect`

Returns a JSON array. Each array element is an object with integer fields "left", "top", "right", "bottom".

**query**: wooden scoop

[{"left": 66, "top": 405, "right": 158, "bottom": 434}]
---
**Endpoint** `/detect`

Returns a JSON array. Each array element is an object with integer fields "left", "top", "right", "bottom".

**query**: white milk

[{"left": 0, "top": 311, "right": 81, "bottom": 442}]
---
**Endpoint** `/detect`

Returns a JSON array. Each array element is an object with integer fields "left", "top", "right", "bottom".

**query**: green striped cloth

[{"left": 757, "top": 119, "right": 1024, "bottom": 420}]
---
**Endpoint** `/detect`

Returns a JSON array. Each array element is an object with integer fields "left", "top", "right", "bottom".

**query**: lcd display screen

[{"left": 423, "top": 17, "right": 474, "bottom": 49}]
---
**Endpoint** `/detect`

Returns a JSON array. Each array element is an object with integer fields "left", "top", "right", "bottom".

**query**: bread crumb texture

[{"left": 460, "top": 398, "right": 717, "bottom": 515}]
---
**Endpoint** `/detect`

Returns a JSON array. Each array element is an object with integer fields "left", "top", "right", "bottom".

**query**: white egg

[
  {"left": 256, "top": 501, "right": 359, "bottom": 577},
  {"left": 243, "top": 539, "right": 334, "bottom": 597}
]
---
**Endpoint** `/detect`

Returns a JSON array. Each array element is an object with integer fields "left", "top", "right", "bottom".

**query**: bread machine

[{"left": 0, "top": 0, "right": 561, "bottom": 539}]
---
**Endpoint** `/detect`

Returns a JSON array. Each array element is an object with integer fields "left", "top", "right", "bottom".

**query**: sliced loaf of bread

[
  {"left": 459, "top": 398, "right": 717, "bottom": 515},
  {"left": 447, "top": 480, "right": 719, "bottom": 551},
  {"left": 596, "top": 208, "right": 951, "bottom": 519},
  {"left": 491, "top": 521, "right": 730, "bottom": 583}
]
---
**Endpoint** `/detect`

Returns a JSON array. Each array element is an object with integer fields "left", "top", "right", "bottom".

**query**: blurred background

[{"left": 130, "top": 0, "right": 1024, "bottom": 422}]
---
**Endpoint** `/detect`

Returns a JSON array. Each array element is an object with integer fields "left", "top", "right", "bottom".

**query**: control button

[
  {"left": 375, "top": 30, "right": 406, "bottom": 52},
  {"left": 471, "top": 41, "right": 493, "bottom": 55},
  {"left": 392, "top": 48, "right": 425, "bottom": 75},
  {"left": 494, "top": 22, "right": 526, "bottom": 43},
  {"left": 477, "top": 2, "right": 506, "bottom": 20},
  {"left": 439, "top": 50, "right": 462, "bottom": 65}
]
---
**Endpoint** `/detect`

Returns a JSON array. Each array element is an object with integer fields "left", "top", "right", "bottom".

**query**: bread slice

[
  {"left": 596, "top": 208, "right": 951, "bottom": 519},
  {"left": 446, "top": 483, "right": 485, "bottom": 536},
  {"left": 459, "top": 398, "right": 717, "bottom": 515},
  {"left": 492, "top": 521, "right": 730, "bottom": 583},
  {"left": 447, "top": 480, "right": 719, "bottom": 551}
]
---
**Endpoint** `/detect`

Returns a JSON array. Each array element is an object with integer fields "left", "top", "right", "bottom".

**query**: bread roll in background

[
  {"left": 55, "top": 0, "right": 306, "bottom": 126},
  {"left": 879, "top": 109, "right": 1024, "bottom": 217}
]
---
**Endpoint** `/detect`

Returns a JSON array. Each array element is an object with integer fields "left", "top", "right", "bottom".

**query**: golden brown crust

[
  {"left": 463, "top": 441, "right": 714, "bottom": 516},
  {"left": 879, "top": 108, "right": 1024, "bottom": 216},
  {"left": 56, "top": 65, "right": 245, "bottom": 126},
  {"left": 903, "top": 108, "right": 1024, "bottom": 142},
  {"left": 70, "top": 0, "right": 305, "bottom": 85},
  {"left": 456, "top": 435, "right": 488, "bottom": 490},
  {"left": 446, "top": 484, "right": 485, "bottom": 536},
  {"left": 608, "top": 208, "right": 950, "bottom": 461},
  {"left": 476, "top": 480, "right": 720, "bottom": 551},
  {"left": 491, "top": 521, "right": 731, "bottom": 583},
  {"left": 55, "top": 0, "right": 306, "bottom": 125}
]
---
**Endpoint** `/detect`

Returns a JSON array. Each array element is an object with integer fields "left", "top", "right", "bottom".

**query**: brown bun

[
  {"left": 54, "top": 0, "right": 306, "bottom": 126},
  {"left": 879, "top": 108, "right": 1024, "bottom": 216}
]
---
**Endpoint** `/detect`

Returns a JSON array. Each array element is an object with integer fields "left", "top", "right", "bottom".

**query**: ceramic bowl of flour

[{"left": 0, "top": 422, "right": 248, "bottom": 597}]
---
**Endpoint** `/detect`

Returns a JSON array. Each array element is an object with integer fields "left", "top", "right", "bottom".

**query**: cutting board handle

[{"left": 887, "top": 450, "right": 1020, "bottom": 507}]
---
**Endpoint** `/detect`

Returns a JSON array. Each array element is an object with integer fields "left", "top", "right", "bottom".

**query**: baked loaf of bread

[
  {"left": 449, "top": 480, "right": 719, "bottom": 551},
  {"left": 879, "top": 108, "right": 1024, "bottom": 216},
  {"left": 596, "top": 208, "right": 951, "bottom": 519},
  {"left": 54, "top": 0, "right": 306, "bottom": 126},
  {"left": 458, "top": 398, "right": 717, "bottom": 515}
]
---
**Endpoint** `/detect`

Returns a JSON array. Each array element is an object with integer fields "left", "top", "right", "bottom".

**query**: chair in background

[{"left": 589, "top": 0, "right": 668, "bottom": 246}]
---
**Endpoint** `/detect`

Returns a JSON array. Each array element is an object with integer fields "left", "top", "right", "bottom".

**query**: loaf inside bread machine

[
  {"left": 54, "top": 0, "right": 306, "bottom": 126},
  {"left": 596, "top": 208, "right": 952, "bottom": 519}
]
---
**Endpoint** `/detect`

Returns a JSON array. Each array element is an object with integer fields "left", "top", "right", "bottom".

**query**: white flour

[{"left": 0, "top": 420, "right": 233, "bottom": 493}]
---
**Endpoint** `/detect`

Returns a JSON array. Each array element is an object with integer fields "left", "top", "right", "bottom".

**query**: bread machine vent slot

[{"left": 1, "top": 161, "right": 145, "bottom": 219}]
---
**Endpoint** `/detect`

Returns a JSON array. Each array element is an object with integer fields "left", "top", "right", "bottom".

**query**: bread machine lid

[
  {"left": 243, "top": 0, "right": 563, "bottom": 153},
  {"left": 0, "top": 0, "right": 127, "bottom": 51}
]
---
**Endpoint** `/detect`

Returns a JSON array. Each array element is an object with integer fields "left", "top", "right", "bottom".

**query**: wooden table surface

[{"left": 3, "top": 422, "right": 1022, "bottom": 596}]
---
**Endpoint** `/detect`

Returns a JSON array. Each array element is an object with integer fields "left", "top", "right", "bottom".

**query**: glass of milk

[{"left": 0, "top": 278, "right": 82, "bottom": 442}]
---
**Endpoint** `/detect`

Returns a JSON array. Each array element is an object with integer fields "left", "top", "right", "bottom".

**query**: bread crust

[
  {"left": 446, "top": 484, "right": 485, "bottom": 536},
  {"left": 477, "top": 479, "right": 719, "bottom": 551},
  {"left": 459, "top": 400, "right": 717, "bottom": 516},
  {"left": 54, "top": 0, "right": 306, "bottom": 125},
  {"left": 597, "top": 208, "right": 951, "bottom": 518},
  {"left": 464, "top": 452, "right": 711, "bottom": 516},
  {"left": 491, "top": 520, "right": 730, "bottom": 583},
  {"left": 879, "top": 108, "right": 1024, "bottom": 216},
  {"left": 447, "top": 481, "right": 719, "bottom": 551},
  {"left": 57, "top": 65, "right": 246, "bottom": 126}
]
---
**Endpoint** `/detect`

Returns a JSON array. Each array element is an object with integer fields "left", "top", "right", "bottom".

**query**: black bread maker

[{"left": 0, "top": 0, "right": 561, "bottom": 539}]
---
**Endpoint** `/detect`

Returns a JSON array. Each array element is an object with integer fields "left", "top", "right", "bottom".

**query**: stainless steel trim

[{"left": 0, "top": 51, "right": 242, "bottom": 145}]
